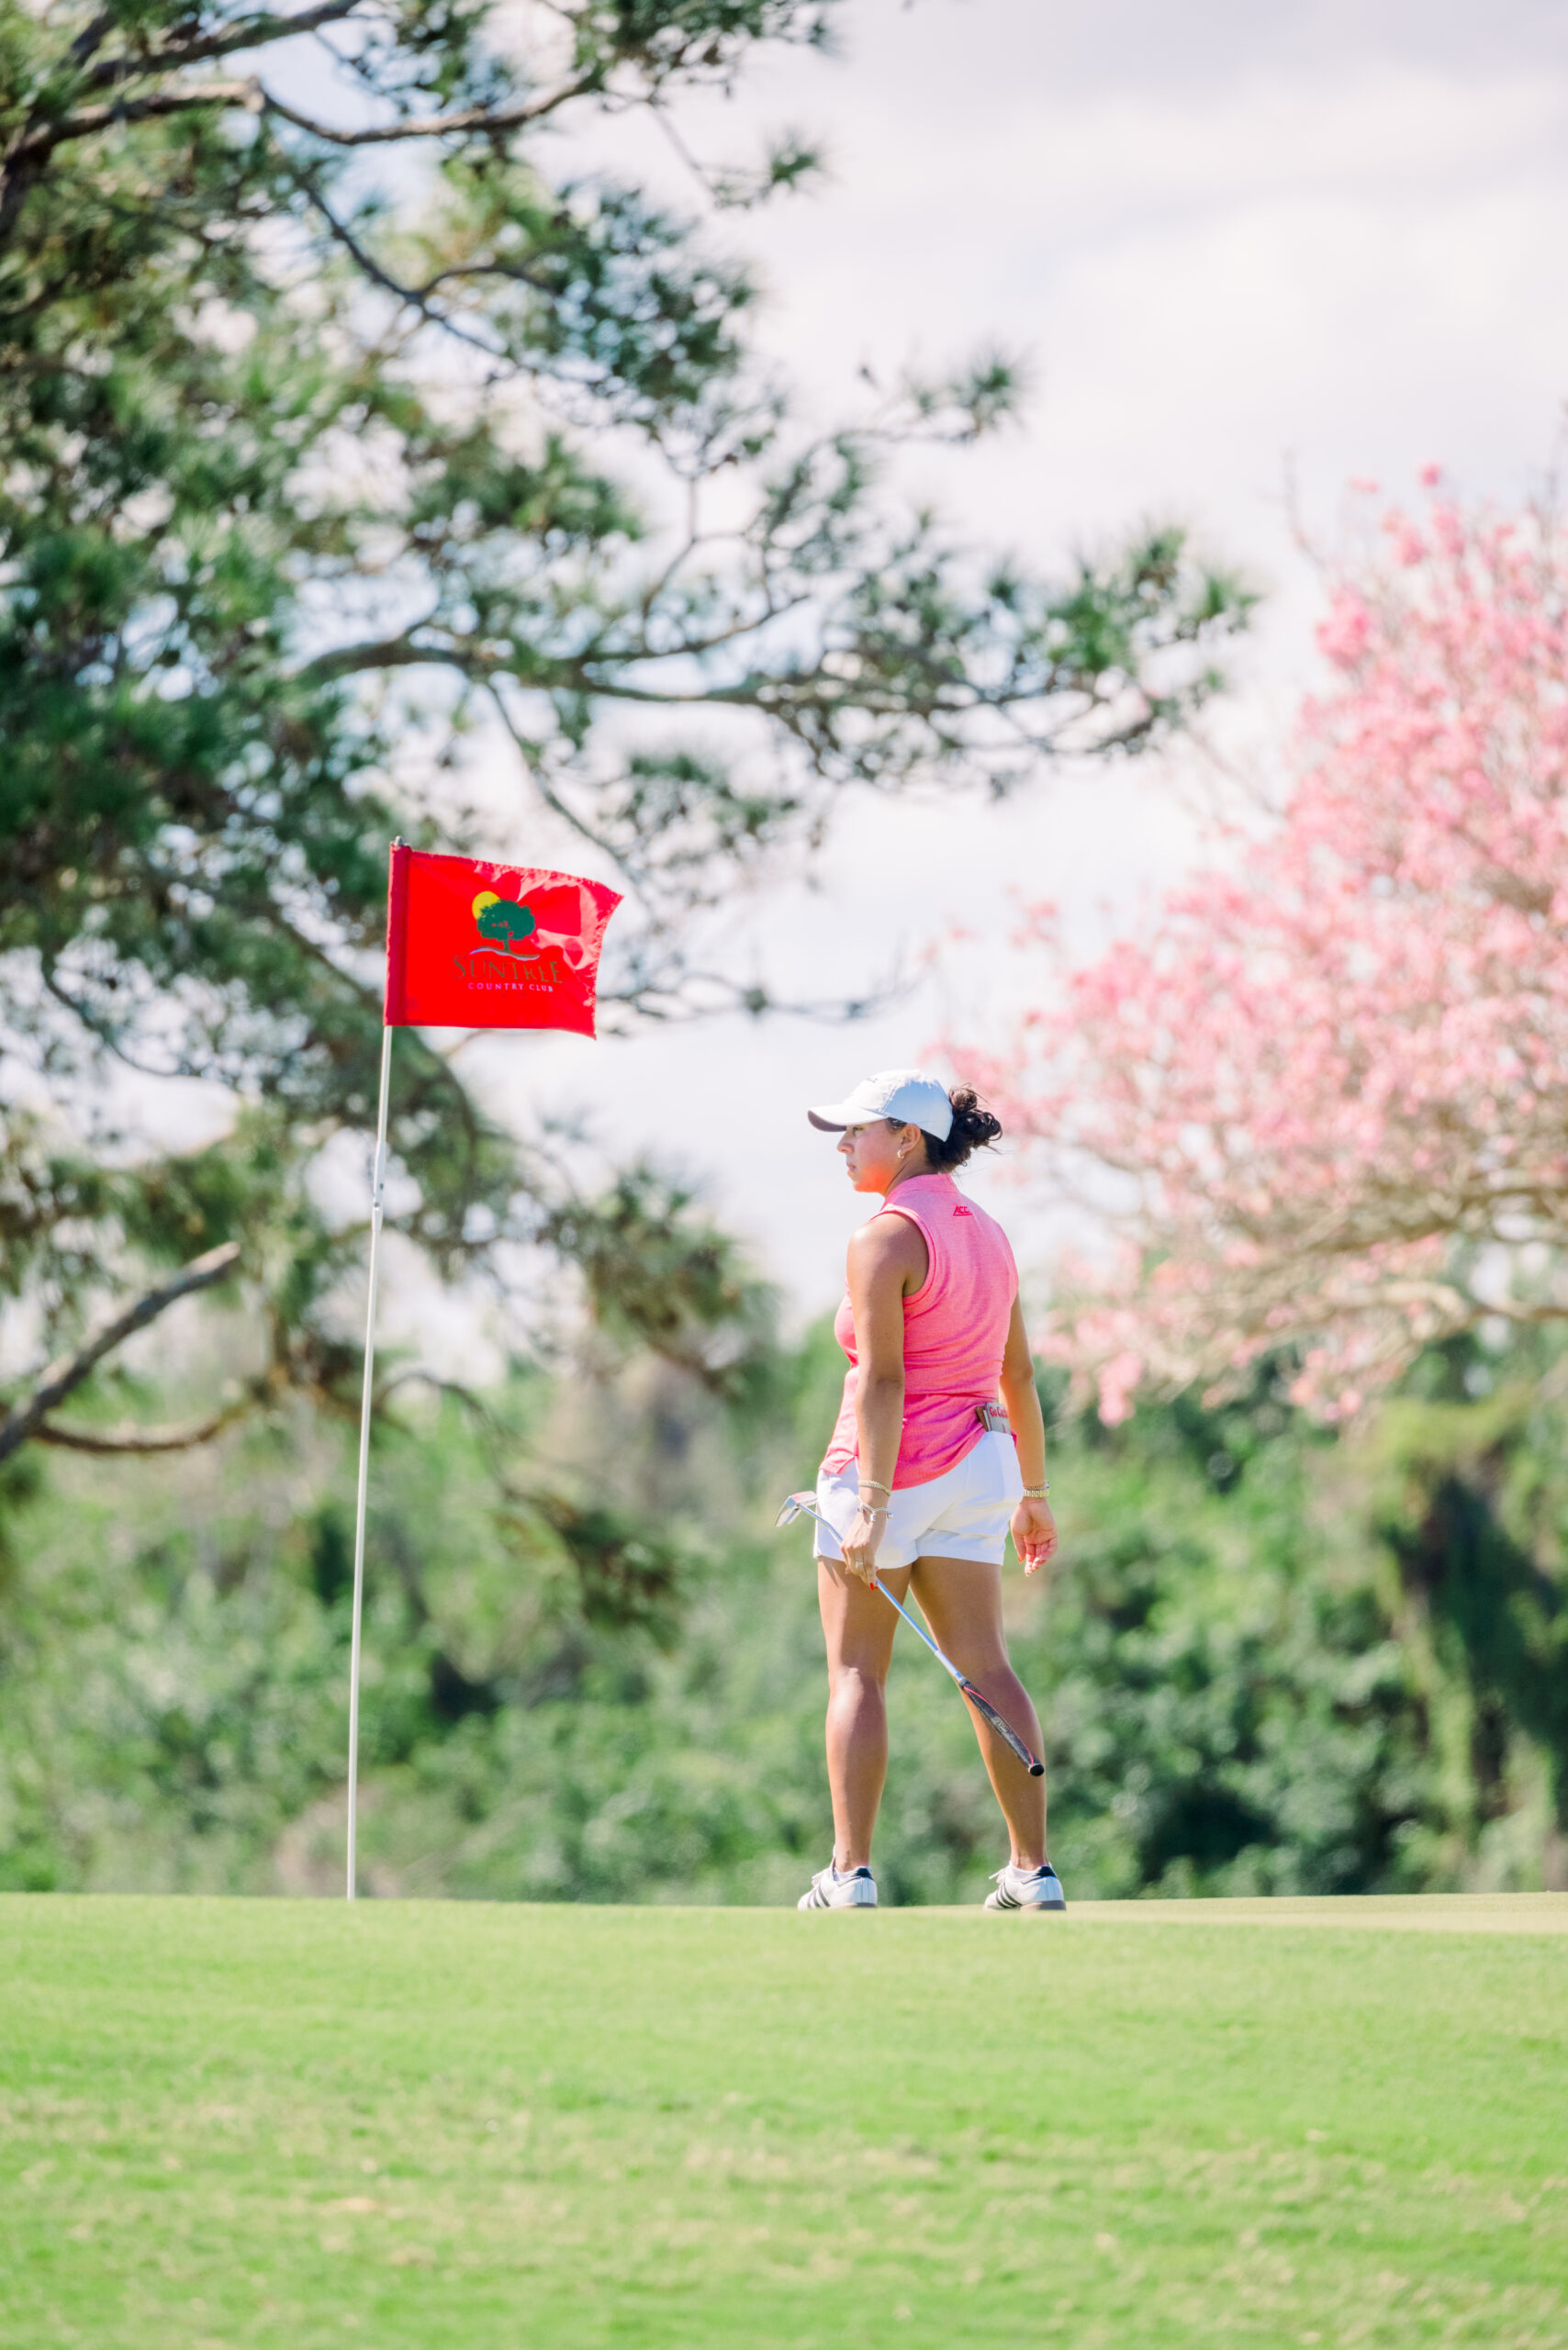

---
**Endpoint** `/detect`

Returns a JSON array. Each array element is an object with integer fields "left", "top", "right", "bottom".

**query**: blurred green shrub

[{"left": 2, "top": 1325, "right": 1564, "bottom": 1901}]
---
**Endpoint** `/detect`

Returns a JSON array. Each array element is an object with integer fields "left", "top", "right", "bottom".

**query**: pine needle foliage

[{"left": 0, "top": 0, "right": 1252, "bottom": 1446}]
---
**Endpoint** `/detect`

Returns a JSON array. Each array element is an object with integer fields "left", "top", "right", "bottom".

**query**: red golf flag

[{"left": 383, "top": 845, "right": 622, "bottom": 1035}]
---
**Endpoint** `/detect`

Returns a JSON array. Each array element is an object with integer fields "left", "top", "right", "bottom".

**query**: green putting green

[{"left": 3, "top": 1895, "right": 1565, "bottom": 2348}]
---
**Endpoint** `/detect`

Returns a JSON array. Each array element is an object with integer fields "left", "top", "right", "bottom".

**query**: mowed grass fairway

[{"left": 3, "top": 1897, "right": 1566, "bottom": 2350}]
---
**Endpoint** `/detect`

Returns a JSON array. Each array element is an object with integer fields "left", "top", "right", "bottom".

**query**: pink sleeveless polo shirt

[{"left": 821, "top": 1170, "right": 1019, "bottom": 1491}]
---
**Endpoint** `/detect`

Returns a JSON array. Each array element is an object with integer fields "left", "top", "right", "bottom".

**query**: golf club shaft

[{"left": 790, "top": 1498, "right": 1045, "bottom": 1778}]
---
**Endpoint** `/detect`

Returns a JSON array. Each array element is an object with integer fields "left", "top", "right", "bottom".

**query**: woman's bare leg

[
  {"left": 816, "top": 1556, "right": 907, "bottom": 1870},
  {"left": 908, "top": 1555, "right": 1047, "bottom": 1869}
]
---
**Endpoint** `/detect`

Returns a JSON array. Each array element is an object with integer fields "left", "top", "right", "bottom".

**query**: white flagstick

[{"left": 345, "top": 1021, "right": 394, "bottom": 1901}]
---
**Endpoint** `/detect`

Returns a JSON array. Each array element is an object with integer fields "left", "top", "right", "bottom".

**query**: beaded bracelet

[{"left": 1023, "top": 1482, "right": 1050, "bottom": 1499}]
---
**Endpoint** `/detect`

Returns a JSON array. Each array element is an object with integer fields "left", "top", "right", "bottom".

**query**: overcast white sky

[{"left": 403, "top": 0, "right": 1568, "bottom": 1351}]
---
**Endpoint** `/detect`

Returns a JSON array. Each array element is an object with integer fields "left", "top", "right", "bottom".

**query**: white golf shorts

[{"left": 813, "top": 1431, "right": 1023, "bottom": 1572}]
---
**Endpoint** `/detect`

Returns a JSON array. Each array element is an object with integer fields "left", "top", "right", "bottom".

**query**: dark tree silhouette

[{"left": 477, "top": 902, "right": 538, "bottom": 950}]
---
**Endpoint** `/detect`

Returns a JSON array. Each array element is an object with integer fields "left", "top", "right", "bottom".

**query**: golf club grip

[{"left": 960, "top": 1680, "right": 1046, "bottom": 1776}]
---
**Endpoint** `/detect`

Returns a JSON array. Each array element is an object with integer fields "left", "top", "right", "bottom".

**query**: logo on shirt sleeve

[{"left": 953, "top": 1204, "right": 973, "bottom": 1216}]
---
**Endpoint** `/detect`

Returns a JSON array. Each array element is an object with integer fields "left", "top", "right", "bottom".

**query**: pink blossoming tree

[{"left": 972, "top": 479, "right": 1568, "bottom": 1422}]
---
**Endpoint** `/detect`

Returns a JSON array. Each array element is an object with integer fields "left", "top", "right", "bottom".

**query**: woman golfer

[{"left": 798, "top": 1069, "right": 1064, "bottom": 1913}]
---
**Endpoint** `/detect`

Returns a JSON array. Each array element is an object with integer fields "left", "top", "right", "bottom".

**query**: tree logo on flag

[{"left": 472, "top": 890, "right": 537, "bottom": 952}]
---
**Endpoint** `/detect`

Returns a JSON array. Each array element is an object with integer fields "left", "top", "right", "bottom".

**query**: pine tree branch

[
  {"left": 0, "top": 1241, "right": 241, "bottom": 1467},
  {"left": 6, "top": 82, "right": 261, "bottom": 165},
  {"left": 259, "top": 73, "right": 599, "bottom": 147},
  {"left": 84, "top": 0, "right": 366, "bottom": 85},
  {"left": 281, "top": 159, "right": 503, "bottom": 352},
  {"left": 6, "top": 58, "right": 594, "bottom": 172},
  {"left": 33, "top": 1395, "right": 252, "bottom": 1454}
]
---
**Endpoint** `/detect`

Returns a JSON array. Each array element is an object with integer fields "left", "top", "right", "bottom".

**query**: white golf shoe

[
  {"left": 983, "top": 1862, "right": 1067, "bottom": 1912},
  {"left": 798, "top": 1861, "right": 878, "bottom": 1910}
]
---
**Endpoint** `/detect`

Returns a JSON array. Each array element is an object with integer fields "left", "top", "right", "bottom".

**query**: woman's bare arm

[
  {"left": 999, "top": 1294, "right": 1058, "bottom": 1575},
  {"left": 840, "top": 1212, "right": 926, "bottom": 1580},
  {"left": 998, "top": 1296, "right": 1046, "bottom": 1483}
]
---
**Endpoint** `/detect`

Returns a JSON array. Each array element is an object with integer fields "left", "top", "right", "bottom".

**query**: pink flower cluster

[{"left": 969, "top": 485, "right": 1568, "bottom": 1421}]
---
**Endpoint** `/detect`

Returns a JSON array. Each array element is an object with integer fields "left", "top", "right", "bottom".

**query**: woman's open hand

[
  {"left": 841, "top": 1501, "right": 887, "bottom": 1585},
  {"left": 1012, "top": 1496, "right": 1058, "bottom": 1577}
]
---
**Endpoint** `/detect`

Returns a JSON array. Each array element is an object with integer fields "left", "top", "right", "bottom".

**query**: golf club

[{"left": 775, "top": 1492, "right": 1046, "bottom": 1777}]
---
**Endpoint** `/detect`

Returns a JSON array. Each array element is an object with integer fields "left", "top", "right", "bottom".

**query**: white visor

[{"left": 807, "top": 1068, "right": 955, "bottom": 1141}]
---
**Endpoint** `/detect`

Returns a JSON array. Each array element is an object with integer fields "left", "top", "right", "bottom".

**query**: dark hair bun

[{"left": 922, "top": 1085, "right": 1002, "bottom": 1173}]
